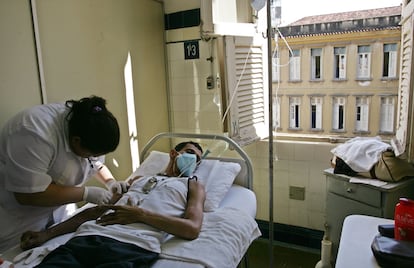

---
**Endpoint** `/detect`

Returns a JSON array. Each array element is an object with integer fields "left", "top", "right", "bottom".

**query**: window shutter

[
  {"left": 316, "top": 99, "right": 322, "bottom": 129},
  {"left": 333, "top": 102, "right": 339, "bottom": 129},
  {"left": 380, "top": 97, "right": 394, "bottom": 132},
  {"left": 339, "top": 54, "right": 346, "bottom": 79},
  {"left": 392, "top": 28, "right": 413, "bottom": 156},
  {"left": 361, "top": 102, "right": 369, "bottom": 131},
  {"left": 224, "top": 35, "right": 268, "bottom": 146},
  {"left": 389, "top": 50, "right": 397, "bottom": 78}
]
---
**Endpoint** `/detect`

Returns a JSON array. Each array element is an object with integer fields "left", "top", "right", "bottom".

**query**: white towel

[{"left": 331, "top": 136, "right": 391, "bottom": 172}]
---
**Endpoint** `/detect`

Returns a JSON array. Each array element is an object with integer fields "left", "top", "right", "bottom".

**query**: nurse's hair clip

[{"left": 92, "top": 106, "right": 102, "bottom": 113}]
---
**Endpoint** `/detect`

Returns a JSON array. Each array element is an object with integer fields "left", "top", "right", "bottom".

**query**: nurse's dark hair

[
  {"left": 65, "top": 96, "right": 120, "bottom": 154},
  {"left": 174, "top": 141, "right": 203, "bottom": 153}
]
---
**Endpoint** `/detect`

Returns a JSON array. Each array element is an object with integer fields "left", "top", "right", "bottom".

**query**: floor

[{"left": 243, "top": 239, "right": 321, "bottom": 268}]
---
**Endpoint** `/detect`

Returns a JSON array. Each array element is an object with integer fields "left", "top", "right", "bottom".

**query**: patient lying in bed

[{"left": 20, "top": 141, "right": 206, "bottom": 267}]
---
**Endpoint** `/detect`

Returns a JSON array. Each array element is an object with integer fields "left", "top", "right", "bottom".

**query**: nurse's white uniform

[{"left": 0, "top": 103, "right": 102, "bottom": 252}]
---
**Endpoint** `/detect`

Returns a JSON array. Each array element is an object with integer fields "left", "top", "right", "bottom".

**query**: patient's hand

[{"left": 20, "top": 230, "right": 49, "bottom": 250}]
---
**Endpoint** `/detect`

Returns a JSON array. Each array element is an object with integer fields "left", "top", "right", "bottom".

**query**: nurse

[{"left": 0, "top": 96, "right": 127, "bottom": 252}]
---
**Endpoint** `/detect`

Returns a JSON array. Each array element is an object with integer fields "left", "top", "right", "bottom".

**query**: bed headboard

[{"left": 140, "top": 132, "right": 253, "bottom": 190}]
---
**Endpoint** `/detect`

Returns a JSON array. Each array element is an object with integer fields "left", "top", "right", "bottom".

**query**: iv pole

[{"left": 265, "top": 1, "right": 274, "bottom": 267}]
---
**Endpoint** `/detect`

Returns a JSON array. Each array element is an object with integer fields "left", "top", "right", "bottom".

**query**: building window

[
  {"left": 311, "top": 48, "right": 322, "bottom": 80},
  {"left": 273, "top": 96, "right": 281, "bottom": 130},
  {"left": 332, "top": 97, "right": 346, "bottom": 131},
  {"left": 272, "top": 49, "right": 280, "bottom": 82},
  {"left": 380, "top": 96, "right": 395, "bottom": 133},
  {"left": 289, "top": 49, "right": 301, "bottom": 81},
  {"left": 355, "top": 96, "right": 369, "bottom": 132},
  {"left": 357, "top": 45, "right": 371, "bottom": 79},
  {"left": 310, "top": 97, "right": 323, "bottom": 130},
  {"left": 383, "top": 43, "right": 397, "bottom": 78},
  {"left": 334, "top": 47, "right": 346, "bottom": 79},
  {"left": 289, "top": 97, "right": 301, "bottom": 129}
]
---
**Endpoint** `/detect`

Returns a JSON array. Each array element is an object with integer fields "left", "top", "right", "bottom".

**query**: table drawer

[{"left": 327, "top": 177, "right": 381, "bottom": 207}]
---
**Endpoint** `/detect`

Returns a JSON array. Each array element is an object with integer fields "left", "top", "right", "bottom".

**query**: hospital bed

[{"left": 1, "top": 132, "right": 261, "bottom": 268}]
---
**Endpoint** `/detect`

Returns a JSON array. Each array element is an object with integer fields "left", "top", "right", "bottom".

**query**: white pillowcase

[
  {"left": 193, "top": 159, "right": 241, "bottom": 211},
  {"left": 127, "top": 150, "right": 241, "bottom": 211}
]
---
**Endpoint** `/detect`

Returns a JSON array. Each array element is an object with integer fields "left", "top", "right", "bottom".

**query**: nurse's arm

[
  {"left": 14, "top": 183, "right": 86, "bottom": 206},
  {"left": 20, "top": 205, "right": 110, "bottom": 250}
]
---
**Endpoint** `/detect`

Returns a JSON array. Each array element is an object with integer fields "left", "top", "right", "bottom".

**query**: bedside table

[{"left": 324, "top": 168, "right": 414, "bottom": 261}]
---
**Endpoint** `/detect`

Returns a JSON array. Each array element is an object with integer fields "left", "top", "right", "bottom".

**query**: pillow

[
  {"left": 127, "top": 150, "right": 170, "bottom": 179},
  {"left": 128, "top": 150, "right": 241, "bottom": 211},
  {"left": 194, "top": 160, "right": 241, "bottom": 211}
]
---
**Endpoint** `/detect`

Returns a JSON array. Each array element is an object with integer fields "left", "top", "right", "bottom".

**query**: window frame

[
  {"left": 272, "top": 95, "right": 281, "bottom": 131},
  {"left": 379, "top": 96, "right": 396, "bottom": 134},
  {"left": 311, "top": 48, "right": 322, "bottom": 80},
  {"left": 272, "top": 48, "right": 280, "bottom": 82},
  {"left": 357, "top": 45, "right": 371, "bottom": 80},
  {"left": 332, "top": 96, "right": 346, "bottom": 132},
  {"left": 289, "top": 96, "right": 301, "bottom": 129},
  {"left": 383, "top": 43, "right": 398, "bottom": 78},
  {"left": 355, "top": 96, "right": 370, "bottom": 132},
  {"left": 310, "top": 96, "right": 323, "bottom": 130},
  {"left": 289, "top": 49, "right": 301, "bottom": 81},
  {"left": 333, "top": 47, "right": 347, "bottom": 80}
]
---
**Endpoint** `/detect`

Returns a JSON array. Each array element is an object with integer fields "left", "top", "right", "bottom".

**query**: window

[
  {"left": 311, "top": 48, "right": 322, "bottom": 80},
  {"left": 380, "top": 96, "right": 395, "bottom": 133},
  {"left": 289, "top": 97, "right": 301, "bottom": 129},
  {"left": 334, "top": 47, "right": 346, "bottom": 79},
  {"left": 383, "top": 43, "right": 398, "bottom": 78},
  {"left": 332, "top": 97, "right": 346, "bottom": 131},
  {"left": 310, "top": 97, "right": 323, "bottom": 130},
  {"left": 272, "top": 96, "right": 281, "bottom": 130},
  {"left": 355, "top": 96, "right": 369, "bottom": 132},
  {"left": 272, "top": 49, "right": 280, "bottom": 82},
  {"left": 357, "top": 45, "right": 371, "bottom": 79},
  {"left": 289, "top": 49, "right": 301, "bottom": 81}
]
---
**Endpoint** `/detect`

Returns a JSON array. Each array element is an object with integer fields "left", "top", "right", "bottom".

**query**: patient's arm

[
  {"left": 20, "top": 193, "right": 122, "bottom": 250},
  {"left": 20, "top": 205, "right": 108, "bottom": 250},
  {"left": 97, "top": 179, "right": 206, "bottom": 240}
]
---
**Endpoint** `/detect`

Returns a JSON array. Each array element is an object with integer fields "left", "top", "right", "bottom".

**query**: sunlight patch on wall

[{"left": 124, "top": 52, "right": 140, "bottom": 171}]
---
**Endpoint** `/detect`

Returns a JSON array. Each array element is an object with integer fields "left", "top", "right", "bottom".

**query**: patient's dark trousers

[{"left": 35, "top": 235, "right": 158, "bottom": 268}]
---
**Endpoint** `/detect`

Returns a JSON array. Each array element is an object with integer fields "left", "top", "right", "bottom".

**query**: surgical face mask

[{"left": 176, "top": 153, "right": 197, "bottom": 177}]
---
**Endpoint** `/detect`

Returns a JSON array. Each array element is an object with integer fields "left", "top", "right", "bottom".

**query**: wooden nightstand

[{"left": 324, "top": 168, "right": 414, "bottom": 261}]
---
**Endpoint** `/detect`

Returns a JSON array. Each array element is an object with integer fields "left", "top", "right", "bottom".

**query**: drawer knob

[{"left": 346, "top": 188, "right": 353, "bottom": 193}]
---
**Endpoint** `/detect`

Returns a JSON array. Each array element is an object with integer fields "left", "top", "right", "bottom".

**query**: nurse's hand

[
  {"left": 83, "top": 186, "right": 112, "bottom": 205},
  {"left": 106, "top": 180, "right": 129, "bottom": 194}
]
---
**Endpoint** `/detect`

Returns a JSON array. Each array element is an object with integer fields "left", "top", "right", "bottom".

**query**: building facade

[{"left": 274, "top": 6, "right": 401, "bottom": 140}]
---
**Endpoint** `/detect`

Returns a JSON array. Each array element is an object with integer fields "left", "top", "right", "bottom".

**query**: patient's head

[
  {"left": 166, "top": 141, "right": 203, "bottom": 177},
  {"left": 174, "top": 141, "right": 203, "bottom": 162}
]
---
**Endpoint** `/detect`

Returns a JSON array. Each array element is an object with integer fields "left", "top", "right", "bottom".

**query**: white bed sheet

[{"left": 0, "top": 185, "right": 259, "bottom": 268}]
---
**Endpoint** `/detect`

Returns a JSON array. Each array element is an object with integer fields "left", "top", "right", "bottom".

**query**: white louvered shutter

[
  {"left": 392, "top": 25, "right": 413, "bottom": 156},
  {"left": 224, "top": 35, "right": 268, "bottom": 146}
]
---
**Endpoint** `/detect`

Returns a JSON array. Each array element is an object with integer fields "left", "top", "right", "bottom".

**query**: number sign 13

[{"left": 184, "top": 40, "right": 199, "bottom": 60}]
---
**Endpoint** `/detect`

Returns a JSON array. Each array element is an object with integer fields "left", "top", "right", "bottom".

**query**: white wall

[
  {"left": 0, "top": 0, "right": 170, "bottom": 180},
  {"left": 0, "top": 0, "right": 43, "bottom": 126}
]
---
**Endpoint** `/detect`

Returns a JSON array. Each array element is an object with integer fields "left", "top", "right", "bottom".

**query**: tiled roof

[{"left": 288, "top": 6, "right": 401, "bottom": 26}]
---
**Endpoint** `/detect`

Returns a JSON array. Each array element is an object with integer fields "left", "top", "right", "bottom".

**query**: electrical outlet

[{"left": 289, "top": 186, "right": 305, "bottom": 200}]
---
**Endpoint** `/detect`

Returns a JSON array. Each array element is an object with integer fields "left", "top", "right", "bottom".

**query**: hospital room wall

[
  {"left": 164, "top": 0, "right": 334, "bottom": 232},
  {"left": 0, "top": 0, "right": 170, "bottom": 180}
]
